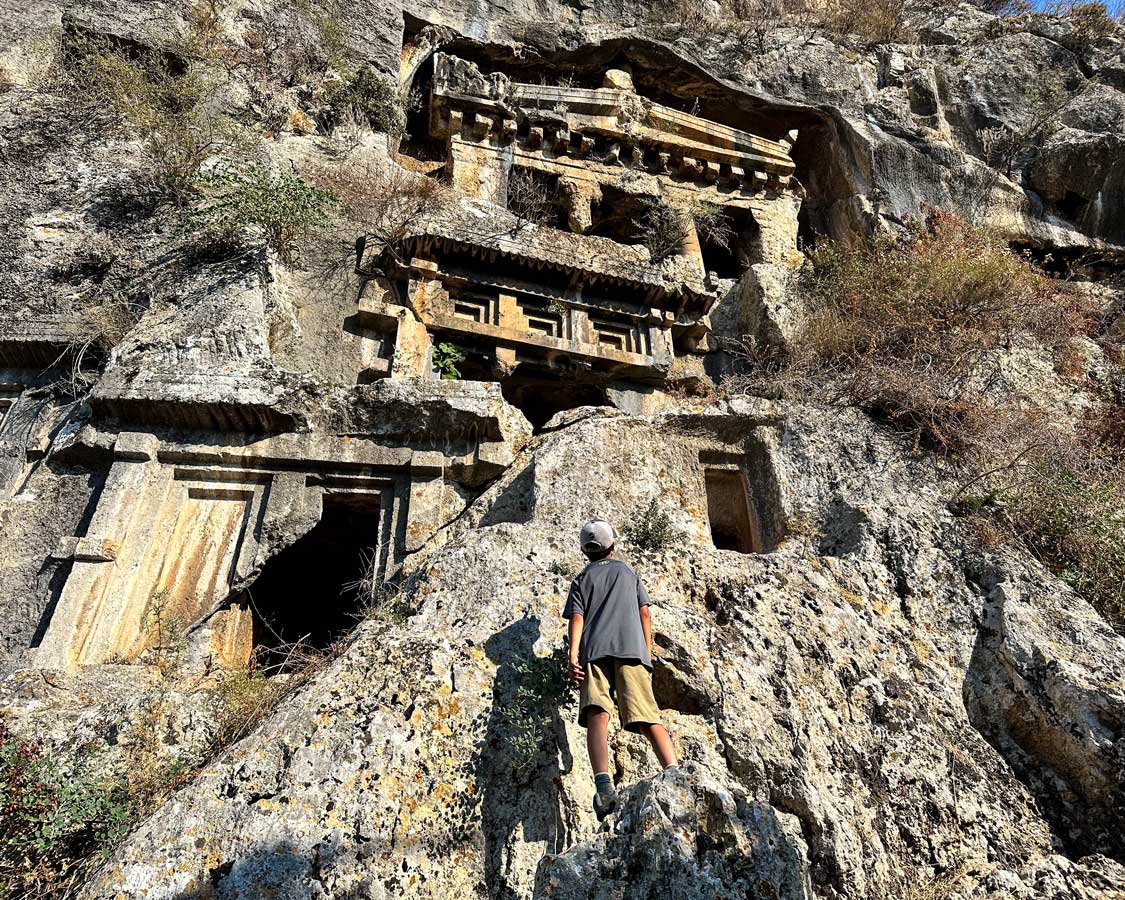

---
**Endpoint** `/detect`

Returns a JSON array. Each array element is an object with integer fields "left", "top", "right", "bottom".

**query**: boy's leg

[
  {"left": 579, "top": 661, "right": 619, "bottom": 820},
  {"left": 586, "top": 708, "right": 611, "bottom": 774},
  {"left": 617, "top": 663, "right": 678, "bottom": 768},
  {"left": 639, "top": 723, "right": 677, "bottom": 768}
]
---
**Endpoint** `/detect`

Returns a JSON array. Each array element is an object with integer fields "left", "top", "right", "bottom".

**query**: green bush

[
  {"left": 501, "top": 648, "right": 571, "bottom": 777},
  {"left": 190, "top": 163, "right": 337, "bottom": 262},
  {"left": 0, "top": 725, "right": 129, "bottom": 899},
  {"left": 624, "top": 499, "right": 677, "bottom": 553},
  {"left": 433, "top": 342, "right": 466, "bottom": 380}
]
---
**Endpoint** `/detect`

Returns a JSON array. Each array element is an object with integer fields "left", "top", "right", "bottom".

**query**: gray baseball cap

[{"left": 580, "top": 519, "right": 618, "bottom": 552}]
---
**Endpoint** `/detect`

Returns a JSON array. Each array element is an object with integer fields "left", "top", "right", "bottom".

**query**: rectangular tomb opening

[
  {"left": 241, "top": 491, "right": 385, "bottom": 672},
  {"left": 704, "top": 468, "right": 760, "bottom": 554}
]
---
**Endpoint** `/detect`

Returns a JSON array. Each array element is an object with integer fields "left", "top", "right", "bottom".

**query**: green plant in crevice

[
  {"left": 500, "top": 647, "right": 571, "bottom": 778},
  {"left": 623, "top": 499, "right": 677, "bottom": 553},
  {"left": 433, "top": 342, "right": 466, "bottom": 380},
  {"left": 0, "top": 724, "right": 130, "bottom": 899},
  {"left": 141, "top": 587, "right": 188, "bottom": 676},
  {"left": 189, "top": 162, "right": 337, "bottom": 262}
]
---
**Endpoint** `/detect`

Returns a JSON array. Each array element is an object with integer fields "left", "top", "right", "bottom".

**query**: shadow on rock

[
  {"left": 962, "top": 580, "right": 1125, "bottom": 865},
  {"left": 480, "top": 616, "right": 575, "bottom": 900}
]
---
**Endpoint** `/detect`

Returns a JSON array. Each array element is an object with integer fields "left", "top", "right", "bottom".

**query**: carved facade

[
  {"left": 361, "top": 53, "right": 803, "bottom": 400},
  {"left": 24, "top": 51, "right": 803, "bottom": 672}
]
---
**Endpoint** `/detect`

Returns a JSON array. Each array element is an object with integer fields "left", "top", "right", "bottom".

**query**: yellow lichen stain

[{"left": 432, "top": 782, "right": 455, "bottom": 804}]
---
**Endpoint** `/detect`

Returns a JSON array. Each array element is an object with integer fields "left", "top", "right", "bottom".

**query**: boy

[{"left": 562, "top": 518, "right": 677, "bottom": 820}]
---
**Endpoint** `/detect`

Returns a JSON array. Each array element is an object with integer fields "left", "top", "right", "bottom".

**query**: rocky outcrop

[
  {"left": 0, "top": 0, "right": 1123, "bottom": 897},
  {"left": 537, "top": 763, "right": 813, "bottom": 900},
  {"left": 48, "top": 402, "right": 1122, "bottom": 900}
]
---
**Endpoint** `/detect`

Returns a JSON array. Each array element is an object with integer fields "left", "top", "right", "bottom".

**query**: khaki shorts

[{"left": 579, "top": 658, "right": 661, "bottom": 733}]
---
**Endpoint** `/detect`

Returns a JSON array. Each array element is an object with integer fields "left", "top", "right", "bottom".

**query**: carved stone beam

[
  {"left": 527, "top": 126, "right": 544, "bottom": 149},
  {"left": 448, "top": 109, "right": 464, "bottom": 137},
  {"left": 629, "top": 145, "right": 644, "bottom": 167},
  {"left": 680, "top": 157, "right": 703, "bottom": 180},
  {"left": 701, "top": 160, "right": 720, "bottom": 182},
  {"left": 576, "top": 134, "right": 595, "bottom": 157},
  {"left": 468, "top": 111, "right": 491, "bottom": 141},
  {"left": 500, "top": 117, "right": 517, "bottom": 143},
  {"left": 553, "top": 126, "right": 571, "bottom": 154},
  {"left": 656, "top": 152, "right": 671, "bottom": 174}
]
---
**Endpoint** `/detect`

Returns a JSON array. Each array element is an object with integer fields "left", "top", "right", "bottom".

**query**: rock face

[
  {"left": 32, "top": 402, "right": 1116, "bottom": 900},
  {"left": 0, "top": 0, "right": 1123, "bottom": 898}
]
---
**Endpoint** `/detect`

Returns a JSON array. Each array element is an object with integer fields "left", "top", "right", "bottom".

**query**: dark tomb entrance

[
  {"left": 502, "top": 372, "right": 606, "bottom": 431},
  {"left": 244, "top": 492, "right": 382, "bottom": 671}
]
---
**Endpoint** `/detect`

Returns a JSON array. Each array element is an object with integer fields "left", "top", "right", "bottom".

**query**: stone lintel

[
  {"left": 427, "top": 313, "right": 664, "bottom": 371},
  {"left": 0, "top": 315, "right": 102, "bottom": 369}
]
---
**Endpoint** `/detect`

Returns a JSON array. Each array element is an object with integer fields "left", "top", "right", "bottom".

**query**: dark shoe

[{"left": 593, "top": 788, "right": 617, "bottom": 821}]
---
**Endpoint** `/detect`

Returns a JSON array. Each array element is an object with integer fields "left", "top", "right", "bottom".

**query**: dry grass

[
  {"left": 728, "top": 209, "right": 1125, "bottom": 630},
  {"left": 305, "top": 159, "right": 456, "bottom": 294},
  {"left": 737, "top": 209, "right": 1091, "bottom": 453}
]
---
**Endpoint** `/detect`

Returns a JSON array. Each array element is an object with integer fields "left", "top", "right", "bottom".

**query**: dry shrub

[
  {"left": 820, "top": 0, "right": 910, "bottom": 42},
  {"left": 1005, "top": 448, "right": 1125, "bottom": 628},
  {"left": 506, "top": 168, "right": 560, "bottom": 232},
  {"left": 730, "top": 210, "right": 1125, "bottom": 630},
  {"left": 60, "top": 31, "right": 249, "bottom": 201},
  {"left": 745, "top": 209, "right": 1090, "bottom": 452},
  {"left": 1050, "top": 0, "right": 1122, "bottom": 47},
  {"left": 642, "top": 0, "right": 810, "bottom": 49},
  {"left": 642, "top": 198, "right": 735, "bottom": 264},
  {"left": 643, "top": 0, "right": 904, "bottom": 46},
  {"left": 307, "top": 160, "right": 452, "bottom": 270}
]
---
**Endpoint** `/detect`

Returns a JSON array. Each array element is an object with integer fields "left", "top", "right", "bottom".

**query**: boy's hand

[{"left": 569, "top": 657, "right": 585, "bottom": 685}]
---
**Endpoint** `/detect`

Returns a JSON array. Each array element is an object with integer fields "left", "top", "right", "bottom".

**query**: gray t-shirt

[{"left": 562, "top": 558, "right": 652, "bottom": 668}]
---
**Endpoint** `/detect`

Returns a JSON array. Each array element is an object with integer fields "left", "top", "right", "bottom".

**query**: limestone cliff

[{"left": 0, "top": 0, "right": 1123, "bottom": 898}]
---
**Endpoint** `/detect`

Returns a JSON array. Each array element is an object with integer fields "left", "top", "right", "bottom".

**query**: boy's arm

[
  {"left": 567, "top": 614, "right": 585, "bottom": 684},
  {"left": 639, "top": 605, "right": 653, "bottom": 656},
  {"left": 637, "top": 571, "right": 654, "bottom": 656}
]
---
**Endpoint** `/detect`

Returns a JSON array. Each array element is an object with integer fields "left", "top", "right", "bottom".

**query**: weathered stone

[
  {"left": 0, "top": 1, "right": 1124, "bottom": 896},
  {"left": 36, "top": 404, "right": 1119, "bottom": 899},
  {"left": 537, "top": 763, "right": 813, "bottom": 900}
]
